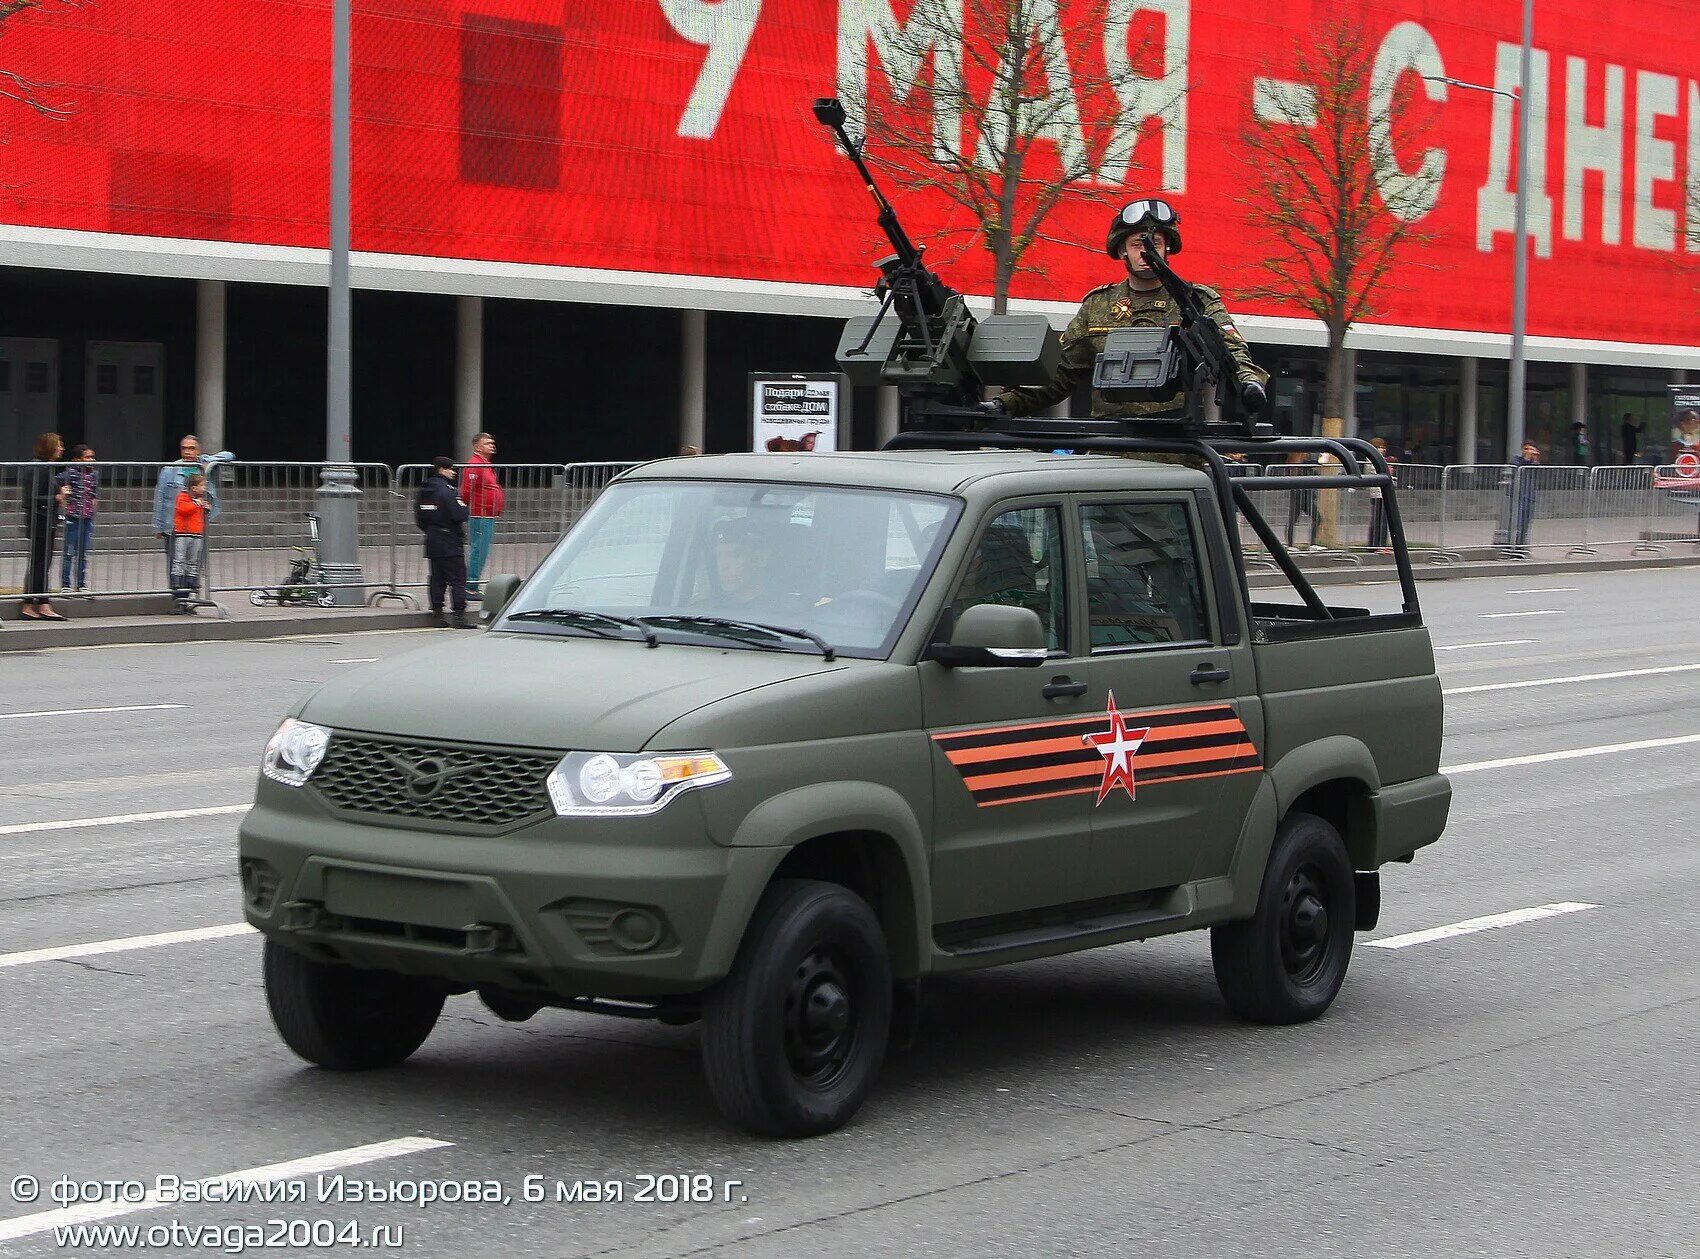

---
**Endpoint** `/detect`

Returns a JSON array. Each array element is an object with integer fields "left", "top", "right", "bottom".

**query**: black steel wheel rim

[
  {"left": 783, "top": 948, "right": 858, "bottom": 1089},
  {"left": 1278, "top": 864, "right": 1333, "bottom": 984}
]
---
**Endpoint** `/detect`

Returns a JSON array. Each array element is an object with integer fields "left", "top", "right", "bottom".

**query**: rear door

[
  {"left": 921, "top": 501, "right": 1093, "bottom": 925},
  {"left": 1072, "top": 493, "right": 1264, "bottom": 897}
]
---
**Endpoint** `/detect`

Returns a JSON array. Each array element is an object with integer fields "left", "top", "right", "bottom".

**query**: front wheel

[
  {"left": 701, "top": 879, "right": 892, "bottom": 1138},
  {"left": 1211, "top": 811, "right": 1356, "bottom": 1024},
  {"left": 264, "top": 939, "right": 444, "bottom": 1069}
]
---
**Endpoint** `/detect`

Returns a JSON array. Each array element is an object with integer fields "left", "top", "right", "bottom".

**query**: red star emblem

[{"left": 1083, "top": 691, "right": 1151, "bottom": 805}]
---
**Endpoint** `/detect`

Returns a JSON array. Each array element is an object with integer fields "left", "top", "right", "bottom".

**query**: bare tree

[
  {"left": 1, "top": 0, "right": 75, "bottom": 116},
  {"left": 1237, "top": 17, "right": 1441, "bottom": 427},
  {"left": 839, "top": 0, "right": 1181, "bottom": 313}
]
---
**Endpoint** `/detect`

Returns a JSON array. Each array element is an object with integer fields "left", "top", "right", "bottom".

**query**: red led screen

[{"left": 1, "top": 0, "right": 1696, "bottom": 346}]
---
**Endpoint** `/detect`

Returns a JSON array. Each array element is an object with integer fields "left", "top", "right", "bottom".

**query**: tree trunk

[
  {"left": 1322, "top": 330, "right": 1350, "bottom": 426},
  {"left": 992, "top": 226, "right": 1012, "bottom": 314},
  {"left": 1315, "top": 326, "right": 1350, "bottom": 549}
]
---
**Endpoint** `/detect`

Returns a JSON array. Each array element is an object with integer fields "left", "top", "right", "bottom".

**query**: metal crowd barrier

[
  {"left": 1436, "top": 464, "right": 1515, "bottom": 562},
  {"left": 389, "top": 462, "right": 638, "bottom": 595},
  {"left": 5, "top": 456, "right": 1696, "bottom": 612},
  {"left": 1646, "top": 464, "right": 1700, "bottom": 551},
  {"left": 206, "top": 462, "right": 400, "bottom": 607}
]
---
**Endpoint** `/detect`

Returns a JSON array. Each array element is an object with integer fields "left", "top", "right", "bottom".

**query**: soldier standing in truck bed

[{"left": 995, "top": 199, "right": 1267, "bottom": 420}]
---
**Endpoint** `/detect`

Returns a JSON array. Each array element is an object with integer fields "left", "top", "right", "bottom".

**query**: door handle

[
  {"left": 1190, "top": 664, "right": 1232, "bottom": 686},
  {"left": 1041, "top": 677, "right": 1089, "bottom": 700}
]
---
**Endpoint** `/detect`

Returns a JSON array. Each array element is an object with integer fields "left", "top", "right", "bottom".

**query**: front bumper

[{"left": 237, "top": 781, "right": 784, "bottom": 998}]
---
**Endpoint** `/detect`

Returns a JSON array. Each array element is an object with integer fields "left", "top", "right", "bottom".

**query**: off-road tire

[
  {"left": 701, "top": 879, "right": 892, "bottom": 1138},
  {"left": 264, "top": 939, "right": 444, "bottom": 1070},
  {"left": 1211, "top": 811, "right": 1356, "bottom": 1025}
]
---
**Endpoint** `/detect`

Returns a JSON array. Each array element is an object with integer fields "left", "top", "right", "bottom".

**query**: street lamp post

[
  {"left": 316, "top": 0, "right": 364, "bottom": 606},
  {"left": 1426, "top": 0, "right": 1535, "bottom": 462}
]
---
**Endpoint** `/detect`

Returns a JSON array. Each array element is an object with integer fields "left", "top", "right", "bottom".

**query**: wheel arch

[
  {"left": 717, "top": 782, "right": 931, "bottom": 980},
  {"left": 1268, "top": 737, "right": 1381, "bottom": 870}
]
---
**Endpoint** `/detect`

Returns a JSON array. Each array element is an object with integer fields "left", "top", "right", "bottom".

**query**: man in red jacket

[{"left": 461, "top": 431, "right": 505, "bottom": 595}]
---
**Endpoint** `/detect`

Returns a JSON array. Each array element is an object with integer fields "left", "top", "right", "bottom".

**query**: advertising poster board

[
  {"left": 1671, "top": 386, "right": 1700, "bottom": 471},
  {"left": 749, "top": 374, "right": 846, "bottom": 453}
]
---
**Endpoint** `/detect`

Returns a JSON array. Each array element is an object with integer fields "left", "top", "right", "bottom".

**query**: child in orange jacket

[{"left": 169, "top": 473, "right": 212, "bottom": 612}]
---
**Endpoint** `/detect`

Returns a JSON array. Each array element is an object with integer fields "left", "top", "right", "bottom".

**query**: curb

[
  {"left": 1246, "top": 551, "right": 1700, "bottom": 588},
  {"left": 0, "top": 608, "right": 445, "bottom": 652}
]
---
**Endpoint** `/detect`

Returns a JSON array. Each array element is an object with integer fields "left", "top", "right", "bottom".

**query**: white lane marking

[
  {"left": 1479, "top": 610, "right": 1564, "bottom": 618},
  {"left": 1444, "top": 662, "right": 1700, "bottom": 695},
  {"left": 1503, "top": 587, "right": 1577, "bottom": 594},
  {"left": 0, "top": 923, "right": 255, "bottom": 969},
  {"left": 328, "top": 657, "right": 378, "bottom": 664},
  {"left": 1433, "top": 639, "right": 1537, "bottom": 652},
  {"left": 0, "top": 1137, "right": 453, "bottom": 1243},
  {"left": 0, "top": 804, "right": 247, "bottom": 836},
  {"left": 1442, "top": 732, "right": 1700, "bottom": 775},
  {"left": 1368, "top": 902, "right": 1597, "bottom": 950},
  {"left": 0, "top": 704, "right": 187, "bottom": 721}
]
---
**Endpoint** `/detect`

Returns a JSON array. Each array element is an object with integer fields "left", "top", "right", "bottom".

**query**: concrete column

[
  {"left": 195, "top": 280, "right": 226, "bottom": 452},
  {"left": 1046, "top": 398, "right": 1070, "bottom": 419},
  {"left": 1569, "top": 362, "right": 1588, "bottom": 444},
  {"left": 1343, "top": 349, "right": 1359, "bottom": 438},
  {"left": 1458, "top": 356, "right": 1479, "bottom": 464},
  {"left": 876, "top": 386, "right": 901, "bottom": 447},
  {"left": 454, "top": 295, "right": 483, "bottom": 457},
  {"left": 680, "top": 309, "right": 707, "bottom": 453},
  {"left": 1675, "top": 369, "right": 1689, "bottom": 385}
]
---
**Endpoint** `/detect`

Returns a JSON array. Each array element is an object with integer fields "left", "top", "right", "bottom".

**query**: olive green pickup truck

[{"left": 240, "top": 447, "right": 1449, "bottom": 1136}]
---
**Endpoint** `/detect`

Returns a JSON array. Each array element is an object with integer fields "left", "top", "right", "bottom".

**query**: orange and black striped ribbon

[{"left": 934, "top": 703, "right": 1261, "bottom": 808}]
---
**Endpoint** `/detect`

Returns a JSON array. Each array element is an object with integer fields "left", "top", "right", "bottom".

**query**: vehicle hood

[{"left": 298, "top": 632, "right": 845, "bottom": 752}]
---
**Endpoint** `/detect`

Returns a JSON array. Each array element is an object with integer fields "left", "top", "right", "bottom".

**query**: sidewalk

[{"left": 5, "top": 550, "right": 1697, "bottom": 653}]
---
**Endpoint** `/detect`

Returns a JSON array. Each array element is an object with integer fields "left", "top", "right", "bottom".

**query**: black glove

[{"left": 1239, "top": 379, "right": 1267, "bottom": 417}]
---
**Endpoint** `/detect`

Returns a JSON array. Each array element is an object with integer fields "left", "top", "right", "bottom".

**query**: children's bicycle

[{"left": 250, "top": 512, "right": 337, "bottom": 608}]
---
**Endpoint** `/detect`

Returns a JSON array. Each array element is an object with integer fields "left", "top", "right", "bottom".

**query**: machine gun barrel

[{"left": 813, "top": 98, "right": 922, "bottom": 275}]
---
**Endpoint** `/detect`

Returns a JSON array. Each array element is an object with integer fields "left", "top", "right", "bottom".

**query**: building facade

[{"left": 1, "top": 0, "right": 1696, "bottom": 465}]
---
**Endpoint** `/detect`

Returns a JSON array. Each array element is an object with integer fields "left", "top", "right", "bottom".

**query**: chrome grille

[{"left": 310, "top": 735, "right": 557, "bottom": 828}]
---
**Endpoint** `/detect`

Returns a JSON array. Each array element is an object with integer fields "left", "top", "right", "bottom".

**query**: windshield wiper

[
  {"left": 638, "top": 614, "right": 836, "bottom": 661},
  {"left": 504, "top": 608, "right": 659, "bottom": 647}
]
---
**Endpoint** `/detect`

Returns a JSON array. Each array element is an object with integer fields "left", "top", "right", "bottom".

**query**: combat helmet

[{"left": 1106, "top": 198, "right": 1182, "bottom": 258}]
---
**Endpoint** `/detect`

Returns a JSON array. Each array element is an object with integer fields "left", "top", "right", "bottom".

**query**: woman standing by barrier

[
  {"left": 19, "top": 432, "right": 70, "bottom": 621},
  {"left": 56, "top": 444, "right": 99, "bottom": 591}
]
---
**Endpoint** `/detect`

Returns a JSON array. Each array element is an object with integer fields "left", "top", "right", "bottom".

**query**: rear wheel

[
  {"left": 701, "top": 879, "right": 892, "bottom": 1138},
  {"left": 264, "top": 939, "right": 444, "bottom": 1069},
  {"left": 1211, "top": 812, "right": 1355, "bottom": 1024}
]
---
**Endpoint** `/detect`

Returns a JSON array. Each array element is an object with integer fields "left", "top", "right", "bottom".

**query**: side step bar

[{"left": 935, "top": 888, "right": 1191, "bottom": 958}]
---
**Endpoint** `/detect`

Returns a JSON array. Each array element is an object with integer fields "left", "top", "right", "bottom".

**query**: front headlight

[
  {"left": 546, "top": 751, "right": 730, "bottom": 817},
  {"left": 262, "top": 718, "right": 331, "bottom": 787}
]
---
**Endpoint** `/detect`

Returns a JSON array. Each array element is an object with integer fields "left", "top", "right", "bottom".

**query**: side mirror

[
  {"left": 482, "top": 574, "right": 523, "bottom": 622},
  {"left": 927, "top": 603, "right": 1049, "bottom": 668}
]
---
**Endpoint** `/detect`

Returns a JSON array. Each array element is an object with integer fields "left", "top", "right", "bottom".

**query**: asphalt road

[{"left": 1, "top": 567, "right": 1696, "bottom": 1258}]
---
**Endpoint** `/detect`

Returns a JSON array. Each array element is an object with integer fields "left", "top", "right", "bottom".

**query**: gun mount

[{"left": 814, "top": 98, "right": 1058, "bottom": 428}]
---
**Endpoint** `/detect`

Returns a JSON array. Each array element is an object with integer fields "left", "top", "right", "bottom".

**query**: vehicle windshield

[{"left": 498, "top": 479, "right": 959, "bottom": 658}]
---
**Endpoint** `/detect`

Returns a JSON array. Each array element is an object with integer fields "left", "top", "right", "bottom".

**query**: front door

[
  {"left": 921, "top": 502, "right": 1093, "bottom": 926},
  {"left": 0, "top": 338, "right": 59, "bottom": 458},
  {"left": 1074, "top": 494, "right": 1264, "bottom": 897},
  {"left": 85, "top": 341, "right": 165, "bottom": 461}
]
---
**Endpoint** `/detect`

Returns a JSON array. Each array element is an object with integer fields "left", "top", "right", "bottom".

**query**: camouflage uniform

[{"left": 1000, "top": 279, "right": 1267, "bottom": 419}]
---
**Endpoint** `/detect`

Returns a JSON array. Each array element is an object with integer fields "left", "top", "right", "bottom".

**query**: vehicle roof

[{"left": 622, "top": 450, "right": 1211, "bottom": 498}]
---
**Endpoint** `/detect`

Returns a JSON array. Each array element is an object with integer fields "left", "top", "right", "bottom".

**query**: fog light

[{"left": 609, "top": 908, "right": 664, "bottom": 953}]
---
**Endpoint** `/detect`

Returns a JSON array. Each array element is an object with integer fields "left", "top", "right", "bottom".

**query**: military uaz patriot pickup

[{"left": 240, "top": 441, "right": 1451, "bottom": 1137}]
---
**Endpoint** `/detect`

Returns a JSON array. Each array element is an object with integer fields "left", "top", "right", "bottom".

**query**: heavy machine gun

[{"left": 814, "top": 98, "right": 1058, "bottom": 428}]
